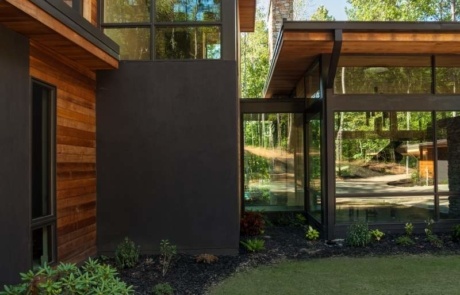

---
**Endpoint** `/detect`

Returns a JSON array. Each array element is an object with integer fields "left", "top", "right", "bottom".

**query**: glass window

[
  {"left": 307, "top": 115, "right": 322, "bottom": 222},
  {"left": 156, "top": 0, "right": 221, "bottom": 22},
  {"left": 336, "top": 196, "right": 434, "bottom": 224},
  {"left": 104, "top": 0, "right": 151, "bottom": 23},
  {"left": 155, "top": 26, "right": 220, "bottom": 59},
  {"left": 335, "top": 112, "right": 434, "bottom": 195},
  {"left": 32, "top": 81, "right": 56, "bottom": 265},
  {"left": 104, "top": 28, "right": 151, "bottom": 60},
  {"left": 243, "top": 113, "right": 304, "bottom": 212},
  {"left": 436, "top": 68, "right": 460, "bottom": 94}
]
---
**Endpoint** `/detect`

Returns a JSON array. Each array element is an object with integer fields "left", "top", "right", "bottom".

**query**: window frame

[
  {"left": 31, "top": 79, "right": 57, "bottom": 266},
  {"left": 100, "top": 0, "right": 223, "bottom": 60}
]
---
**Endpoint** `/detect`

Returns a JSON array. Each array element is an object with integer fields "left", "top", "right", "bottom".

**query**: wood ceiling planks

[{"left": 239, "top": 0, "right": 256, "bottom": 32}]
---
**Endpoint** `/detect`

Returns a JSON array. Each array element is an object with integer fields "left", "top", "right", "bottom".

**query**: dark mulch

[{"left": 113, "top": 227, "right": 460, "bottom": 295}]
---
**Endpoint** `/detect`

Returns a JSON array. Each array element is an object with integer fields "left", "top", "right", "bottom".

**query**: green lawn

[{"left": 208, "top": 255, "right": 460, "bottom": 295}]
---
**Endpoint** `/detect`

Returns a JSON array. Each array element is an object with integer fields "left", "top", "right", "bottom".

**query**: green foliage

[
  {"left": 159, "top": 239, "right": 177, "bottom": 277},
  {"left": 346, "top": 222, "right": 371, "bottom": 247},
  {"left": 240, "top": 211, "right": 265, "bottom": 236},
  {"left": 152, "top": 282, "right": 174, "bottom": 295},
  {"left": 424, "top": 219, "right": 435, "bottom": 236},
  {"left": 240, "top": 8, "right": 269, "bottom": 98},
  {"left": 370, "top": 229, "right": 385, "bottom": 242},
  {"left": 0, "top": 259, "right": 133, "bottom": 295},
  {"left": 396, "top": 235, "right": 416, "bottom": 246},
  {"left": 295, "top": 213, "right": 307, "bottom": 225},
  {"left": 240, "top": 238, "right": 265, "bottom": 253},
  {"left": 427, "top": 234, "right": 443, "bottom": 248},
  {"left": 451, "top": 224, "right": 460, "bottom": 242},
  {"left": 305, "top": 226, "right": 320, "bottom": 241},
  {"left": 310, "top": 5, "right": 336, "bottom": 21},
  {"left": 405, "top": 223, "right": 414, "bottom": 236},
  {"left": 115, "top": 237, "right": 140, "bottom": 269}
]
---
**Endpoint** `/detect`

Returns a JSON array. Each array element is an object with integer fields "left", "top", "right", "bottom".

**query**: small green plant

[
  {"left": 240, "top": 238, "right": 265, "bottom": 252},
  {"left": 295, "top": 213, "right": 307, "bottom": 226},
  {"left": 346, "top": 222, "right": 371, "bottom": 247},
  {"left": 159, "top": 239, "right": 177, "bottom": 277},
  {"left": 115, "top": 237, "right": 140, "bottom": 269},
  {"left": 240, "top": 211, "right": 265, "bottom": 236},
  {"left": 305, "top": 226, "right": 320, "bottom": 241},
  {"left": 1, "top": 259, "right": 133, "bottom": 295},
  {"left": 427, "top": 234, "right": 443, "bottom": 248},
  {"left": 424, "top": 219, "right": 435, "bottom": 236},
  {"left": 370, "top": 229, "right": 385, "bottom": 242},
  {"left": 396, "top": 235, "right": 415, "bottom": 246},
  {"left": 152, "top": 282, "right": 174, "bottom": 295},
  {"left": 405, "top": 223, "right": 414, "bottom": 236},
  {"left": 451, "top": 224, "right": 460, "bottom": 242}
]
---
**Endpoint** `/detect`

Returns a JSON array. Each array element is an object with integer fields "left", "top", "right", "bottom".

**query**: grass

[{"left": 208, "top": 255, "right": 460, "bottom": 295}]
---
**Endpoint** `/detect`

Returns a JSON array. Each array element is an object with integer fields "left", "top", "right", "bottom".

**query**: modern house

[{"left": 2, "top": 0, "right": 460, "bottom": 287}]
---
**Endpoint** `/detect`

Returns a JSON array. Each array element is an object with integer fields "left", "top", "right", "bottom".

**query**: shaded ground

[{"left": 112, "top": 226, "right": 460, "bottom": 295}]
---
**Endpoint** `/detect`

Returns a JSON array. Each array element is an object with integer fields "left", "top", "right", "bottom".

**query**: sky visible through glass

[{"left": 260, "top": 0, "right": 349, "bottom": 20}]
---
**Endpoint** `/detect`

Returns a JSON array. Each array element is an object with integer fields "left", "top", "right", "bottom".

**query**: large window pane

[
  {"left": 335, "top": 67, "right": 431, "bottom": 94},
  {"left": 104, "top": 0, "right": 151, "bottom": 23},
  {"left": 243, "top": 114, "right": 304, "bottom": 211},
  {"left": 307, "top": 115, "right": 321, "bottom": 222},
  {"left": 156, "top": 0, "right": 221, "bottom": 22},
  {"left": 155, "top": 26, "right": 220, "bottom": 59},
  {"left": 104, "top": 28, "right": 150, "bottom": 60},
  {"left": 32, "top": 84, "right": 52, "bottom": 219},
  {"left": 437, "top": 112, "right": 460, "bottom": 219},
  {"left": 336, "top": 196, "right": 434, "bottom": 224},
  {"left": 436, "top": 68, "right": 460, "bottom": 94},
  {"left": 335, "top": 112, "right": 434, "bottom": 195}
]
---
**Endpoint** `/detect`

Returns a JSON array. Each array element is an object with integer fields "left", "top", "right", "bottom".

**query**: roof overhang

[
  {"left": 239, "top": 0, "right": 256, "bottom": 32},
  {"left": 0, "top": 0, "right": 119, "bottom": 70},
  {"left": 265, "top": 21, "right": 460, "bottom": 98}
]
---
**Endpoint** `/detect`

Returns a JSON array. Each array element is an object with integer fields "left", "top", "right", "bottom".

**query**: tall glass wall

[
  {"left": 307, "top": 114, "right": 322, "bottom": 222},
  {"left": 243, "top": 113, "right": 304, "bottom": 211},
  {"left": 335, "top": 111, "right": 460, "bottom": 223}
]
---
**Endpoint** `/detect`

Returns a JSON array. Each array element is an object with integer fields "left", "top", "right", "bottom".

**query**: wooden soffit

[
  {"left": 0, "top": 0, "right": 118, "bottom": 70},
  {"left": 239, "top": 0, "right": 256, "bottom": 32},
  {"left": 265, "top": 21, "right": 460, "bottom": 98}
]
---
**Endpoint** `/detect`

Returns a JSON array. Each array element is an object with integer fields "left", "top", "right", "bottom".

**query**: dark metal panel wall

[
  {"left": 0, "top": 24, "right": 31, "bottom": 284},
  {"left": 97, "top": 61, "right": 239, "bottom": 254}
]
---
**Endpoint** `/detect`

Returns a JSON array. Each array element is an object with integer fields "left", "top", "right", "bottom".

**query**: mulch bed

[{"left": 113, "top": 226, "right": 460, "bottom": 295}]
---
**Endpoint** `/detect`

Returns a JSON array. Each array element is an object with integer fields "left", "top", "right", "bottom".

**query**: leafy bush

[
  {"left": 115, "top": 237, "right": 140, "bottom": 269},
  {"left": 452, "top": 224, "right": 460, "bottom": 242},
  {"left": 370, "top": 229, "right": 385, "bottom": 242},
  {"left": 306, "top": 226, "right": 320, "bottom": 241},
  {"left": 405, "top": 223, "right": 414, "bottom": 236},
  {"left": 240, "top": 211, "right": 265, "bottom": 236},
  {"left": 427, "top": 234, "right": 443, "bottom": 248},
  {"left": 152, "top": 282, "right": 174, "bottom": 295},
  {"left": 424, "top": 219, "right": 435, "bottom": 236},
  {"left": 346, "top": 222, "right": 371, "bottom": 247},
  {"left": 240, "top": 238, "right": 265, "bottom": 252},
  {"left": 160, "top": 239, "right": 177, "bottom": 277},
  {"left": 0, "top": 259, "right": 133, "bottom": 295},
  {"left": 396, "top": 235, "right": 415, "bottom": 246}
]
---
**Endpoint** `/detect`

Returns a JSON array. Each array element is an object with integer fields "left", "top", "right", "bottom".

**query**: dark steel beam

[
  {"left": 283, "top": 21, "right": 460, "bottom": 32},
  {"left": 240, "top": 99, "right": 305, "bottom": 113},
  {"left": 327, "top": 30, "right": 342, "bottom": 89}
]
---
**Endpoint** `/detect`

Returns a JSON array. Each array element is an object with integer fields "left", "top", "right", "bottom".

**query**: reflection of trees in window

[
  {"left": 105, "top": 28, "right": 150, "bottom": 60},
  {"left": 156, "top": 0, "right": 221, "bottom": 21},
  {"left": 104, "top": 0, "right": 151, "bottom": 23}
]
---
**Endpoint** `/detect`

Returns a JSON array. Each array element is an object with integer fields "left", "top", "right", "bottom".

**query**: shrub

[
  {"left": 240, "top": 238, "right": 265, "bottom": 252},
  {"left": 152, "top": 282, "right": 174, "bottom": 295},
  {"left": 424, "top": 219, "right": 435, "bottom": 236},
  {"left": 370, "top": 229, "right": 385, "bottom": 242},
  {"left": 159, "top": 239, "right": 177, "bottom": 277},
  {"left": 452, "top": 224, "right": 460, "bottom": 242},
  {"left": 396, "top": 235, "right": 415, "bottom": 246},
  {"left": 115, "top": 237, "right": 140, "bottom": 269},
  {"left": 240, "top": 211, "right": 265, "bottom": 236},
  {"left": 346, "top": 222, "right": 371, "bottom": 247},
  {"left": 196, "top": 254, "right": 219, "bottom": 264},
  {"left": 405, "top": 223, "right": 414, "bottom": 236},
  {"left": 0, "top": 259, "right": 133, "bottom": 295},
  {"left": 427, "top": 234, "right": 443, "bottom": 248},
  {"left": 305, "top": 226, "right": 320, "bottom": 241}
]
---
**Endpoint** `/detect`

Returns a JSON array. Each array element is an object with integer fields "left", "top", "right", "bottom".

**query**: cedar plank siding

[{"left": 30, "top": 42, "right": 97, "bottom": 264}]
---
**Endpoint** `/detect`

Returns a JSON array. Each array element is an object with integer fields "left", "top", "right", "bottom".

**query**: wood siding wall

[{"left": 30, "top": 41, "right": 97, "bottom": 264}]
